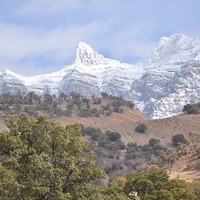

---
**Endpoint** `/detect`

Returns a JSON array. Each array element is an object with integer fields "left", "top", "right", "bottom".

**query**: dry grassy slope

[
  {"left": 56, "top": 109, "right": 200, "bottom": 182},
  {"left": 55, "top": 107, "right": 146, "bottom": 144},
  {"left": 55, "top": 110, "right": 200, "bottom": 182},
  {"left": 0, "top": 109, "right": 200, "bottom": 147},
  {"left": 145, "top": 114, "right": 200, "bottom": 146},
  {"left": 55, "top": 108, "right": 200, "bottom": 146},
  {"left": 170, "top": 149, "right": 200, "bottom": 182}
]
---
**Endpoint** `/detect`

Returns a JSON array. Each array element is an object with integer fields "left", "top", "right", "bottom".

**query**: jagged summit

[
  {"left": 75, "top": 42, "right": 104, "bottom": 65},
  {"left": 152, "top": 34, "right": 200, "bottom": 60},
  {"left": 75, "top": 42, "right": 118, "bottom": 65}
]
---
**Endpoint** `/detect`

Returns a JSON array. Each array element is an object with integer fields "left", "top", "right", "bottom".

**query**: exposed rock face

[{"left": 1, "top": 34, "right": 200, "bottom": 119}]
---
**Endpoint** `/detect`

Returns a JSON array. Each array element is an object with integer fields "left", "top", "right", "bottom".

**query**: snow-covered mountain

[{"left": 1, "top": 34, "right": 200, "bottom": 119}]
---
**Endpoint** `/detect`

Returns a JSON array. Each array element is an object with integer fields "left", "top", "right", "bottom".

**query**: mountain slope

[{"left": 1, "top": 34, "right": 200, "bottom": 119}]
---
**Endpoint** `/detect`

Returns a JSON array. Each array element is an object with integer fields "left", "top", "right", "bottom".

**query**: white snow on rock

[{"left": 1, "top": 34, "right": 200, "bottom": 119}]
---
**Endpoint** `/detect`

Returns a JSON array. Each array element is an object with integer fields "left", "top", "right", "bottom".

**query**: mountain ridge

[{"left": 1, "top": 34, "right": 200, "bottom": 119}]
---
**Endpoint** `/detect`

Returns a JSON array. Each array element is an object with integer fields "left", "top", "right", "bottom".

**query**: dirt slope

[
  {"left": 170, "top": 151, "right": 200, "bottom": 182},
  {"left": 167, "top": 138, "right": 200, "bottom": 182},
  {"left": 0, "top": 110, "right": 200, "bottom": 147},
  {"left": 55, "top": 112, "right": 200, "bottom": 146}
]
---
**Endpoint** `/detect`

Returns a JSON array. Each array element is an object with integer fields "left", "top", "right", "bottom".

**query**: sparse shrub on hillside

[
  {"left": 106, "top": 109, "right": 113, "bottom": 116},
  {"left": 64, "top": 109, "right": 72, "bottom": 116},
  {"left": 125, "top": 152, "right": 137, "bottom": 160},
  {"left": 172, "top": 134, "right": 187, "bottom": 147},
  {"left": 106, "top": 131, "right": 121, "bottom": 142},
  {"left": 126, "top": 100, "right": 134, "bottom": 109},
  {"left": 112, "top": 105, "right": 120, "bottom": 113},
  {"left": 90, "top": 108, "right": 100, "bottom": 117},
  {"left": 0, "top": 104, "right": 8, "bottom": 111},
  {"left": 78, "top": 108, "right": 91, "bottom": 117},
  {"left": 0, "top": 91, "right": 136, "bottom": 119},
  {"left": 43, "top": 93, "right": 53, "bottom": 105},
  {"left": 92, "top": 96, "right": 102, "bottom": 104},
  {"left": 183, "top": 103, "right": 200, "bottom": 115},
  {"left": 52, "top": 107, "right": 65, "bottom": 117},
  {"left": 149, "top": 138, "right": 160, "bottom": 147},
  {"left": 82, "top": 126, "right": 102, "bottom": 136},
  {"left": 82, "top": 97, "right": 90, "bottom": 104},
  {"left": 23, "top": 106, "right": 37, "bottom": 116},
  {"left": 114, "top": 140, "right": 126, "bottom": 150},
  {"left": 135, "top": 123, "right": 148, "bottom": 133},
  {"left": 101, "top": 92, "right": 109, "bottom": 99}
]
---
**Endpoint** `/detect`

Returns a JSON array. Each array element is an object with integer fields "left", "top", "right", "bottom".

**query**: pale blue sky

[{"left": 0, "top": 0, "right": 200, "bottom": 75}]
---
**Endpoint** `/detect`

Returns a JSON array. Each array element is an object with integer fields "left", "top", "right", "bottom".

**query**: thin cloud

[
  {"left": 0, "top": 20, "right": 112, "bottom": 75},
  {"left": 17, "top": 0, "right": 83, "bottom": 15}
]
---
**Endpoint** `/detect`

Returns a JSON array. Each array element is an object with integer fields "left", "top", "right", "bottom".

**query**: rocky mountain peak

[
  {"left": 75, "top": 42, "right": 106, "bottom": 65},
  {"left": 152, "top": 34, "right": 194, "bottom": 60}
]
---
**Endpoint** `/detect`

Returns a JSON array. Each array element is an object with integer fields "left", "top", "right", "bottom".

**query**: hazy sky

[{"left": 0, "top": 0, "right": 200, "bottom": 75}]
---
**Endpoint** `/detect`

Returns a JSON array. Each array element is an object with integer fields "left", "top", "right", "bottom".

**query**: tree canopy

[
  {"left": 0, "top": 115, "right": 104, "bottom": 200},
  {"left": 124, "top": 169, "right": 196, "bottom": 200}
]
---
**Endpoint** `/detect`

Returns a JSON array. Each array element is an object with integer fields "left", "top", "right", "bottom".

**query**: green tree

[
  {"left": 77, "top": 183, "right": 129, "bottom": 200},
  {"left": 192, "top": 181, "right": 200, "bottom": 200},
  {"left": 0, "top": 164, "right": 20, "bottom": 200},
  {"left": 0, "top": 115, "right": 104, "bottom": 200},
  {"left": 172, "top": 134, "right": 187, "bottom": 147},
  {"left": 135, "top": 123, "right": 148, "bottom": 134},
  {"left": 106, "top": 131, "right": 121, "bottom": 142},
  {"left": 124, "top": 169, "right": 196, "bottom": 200},
  {"left": 149, "top": 138, "right": 160, "bottom": 147}
]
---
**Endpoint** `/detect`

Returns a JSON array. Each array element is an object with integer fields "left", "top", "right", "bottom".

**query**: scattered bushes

[{"left": 0, "top": 92, "right": 135, "bottom": 118}]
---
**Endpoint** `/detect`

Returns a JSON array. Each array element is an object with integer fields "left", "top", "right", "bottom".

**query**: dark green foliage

[
  {"left": 135, "top": 123, "right": 148, "bottom": 133},
  {"left": 183, "top": 102, "right": 200, "bottom": 115},
  {"left": 81, "top": 126, "right": 102, "bottom": 140},
  {"left": 124, "top": 169, "right": 196, "bottom": 200},
  {"left": 172, "top": 134, "right": 187, "bottom": 146},
  {"left": 0, "top": 115, "right": 104, "bottom": 199},
  {"left": 149, "top": 138, "right": 160, "bottom": 147},
  {"left": 126, "top": 100, "right": 134, "bottom": 109},
  {"left": 106, "top": 131, "right": 121, "bottom": 142},
  {"left": 125, "top": 141, "right": 170, "bottom": 169},
  {"left": 81, "top": 126, "right": 126, "bottom": 174}
]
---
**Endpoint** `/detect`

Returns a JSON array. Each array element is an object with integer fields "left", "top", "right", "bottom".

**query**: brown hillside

[
  {"left": 170, "top": 149, "right": 200, "bottom": 182},
  {"left": 0, "top": 110, "right": 200, "bottom": 147},
  {"left": 55, "top": 111, "right": 200, "bottom": 182},
  {"left": 55, "top": 112, "right": 200, "bottom": 146}
]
